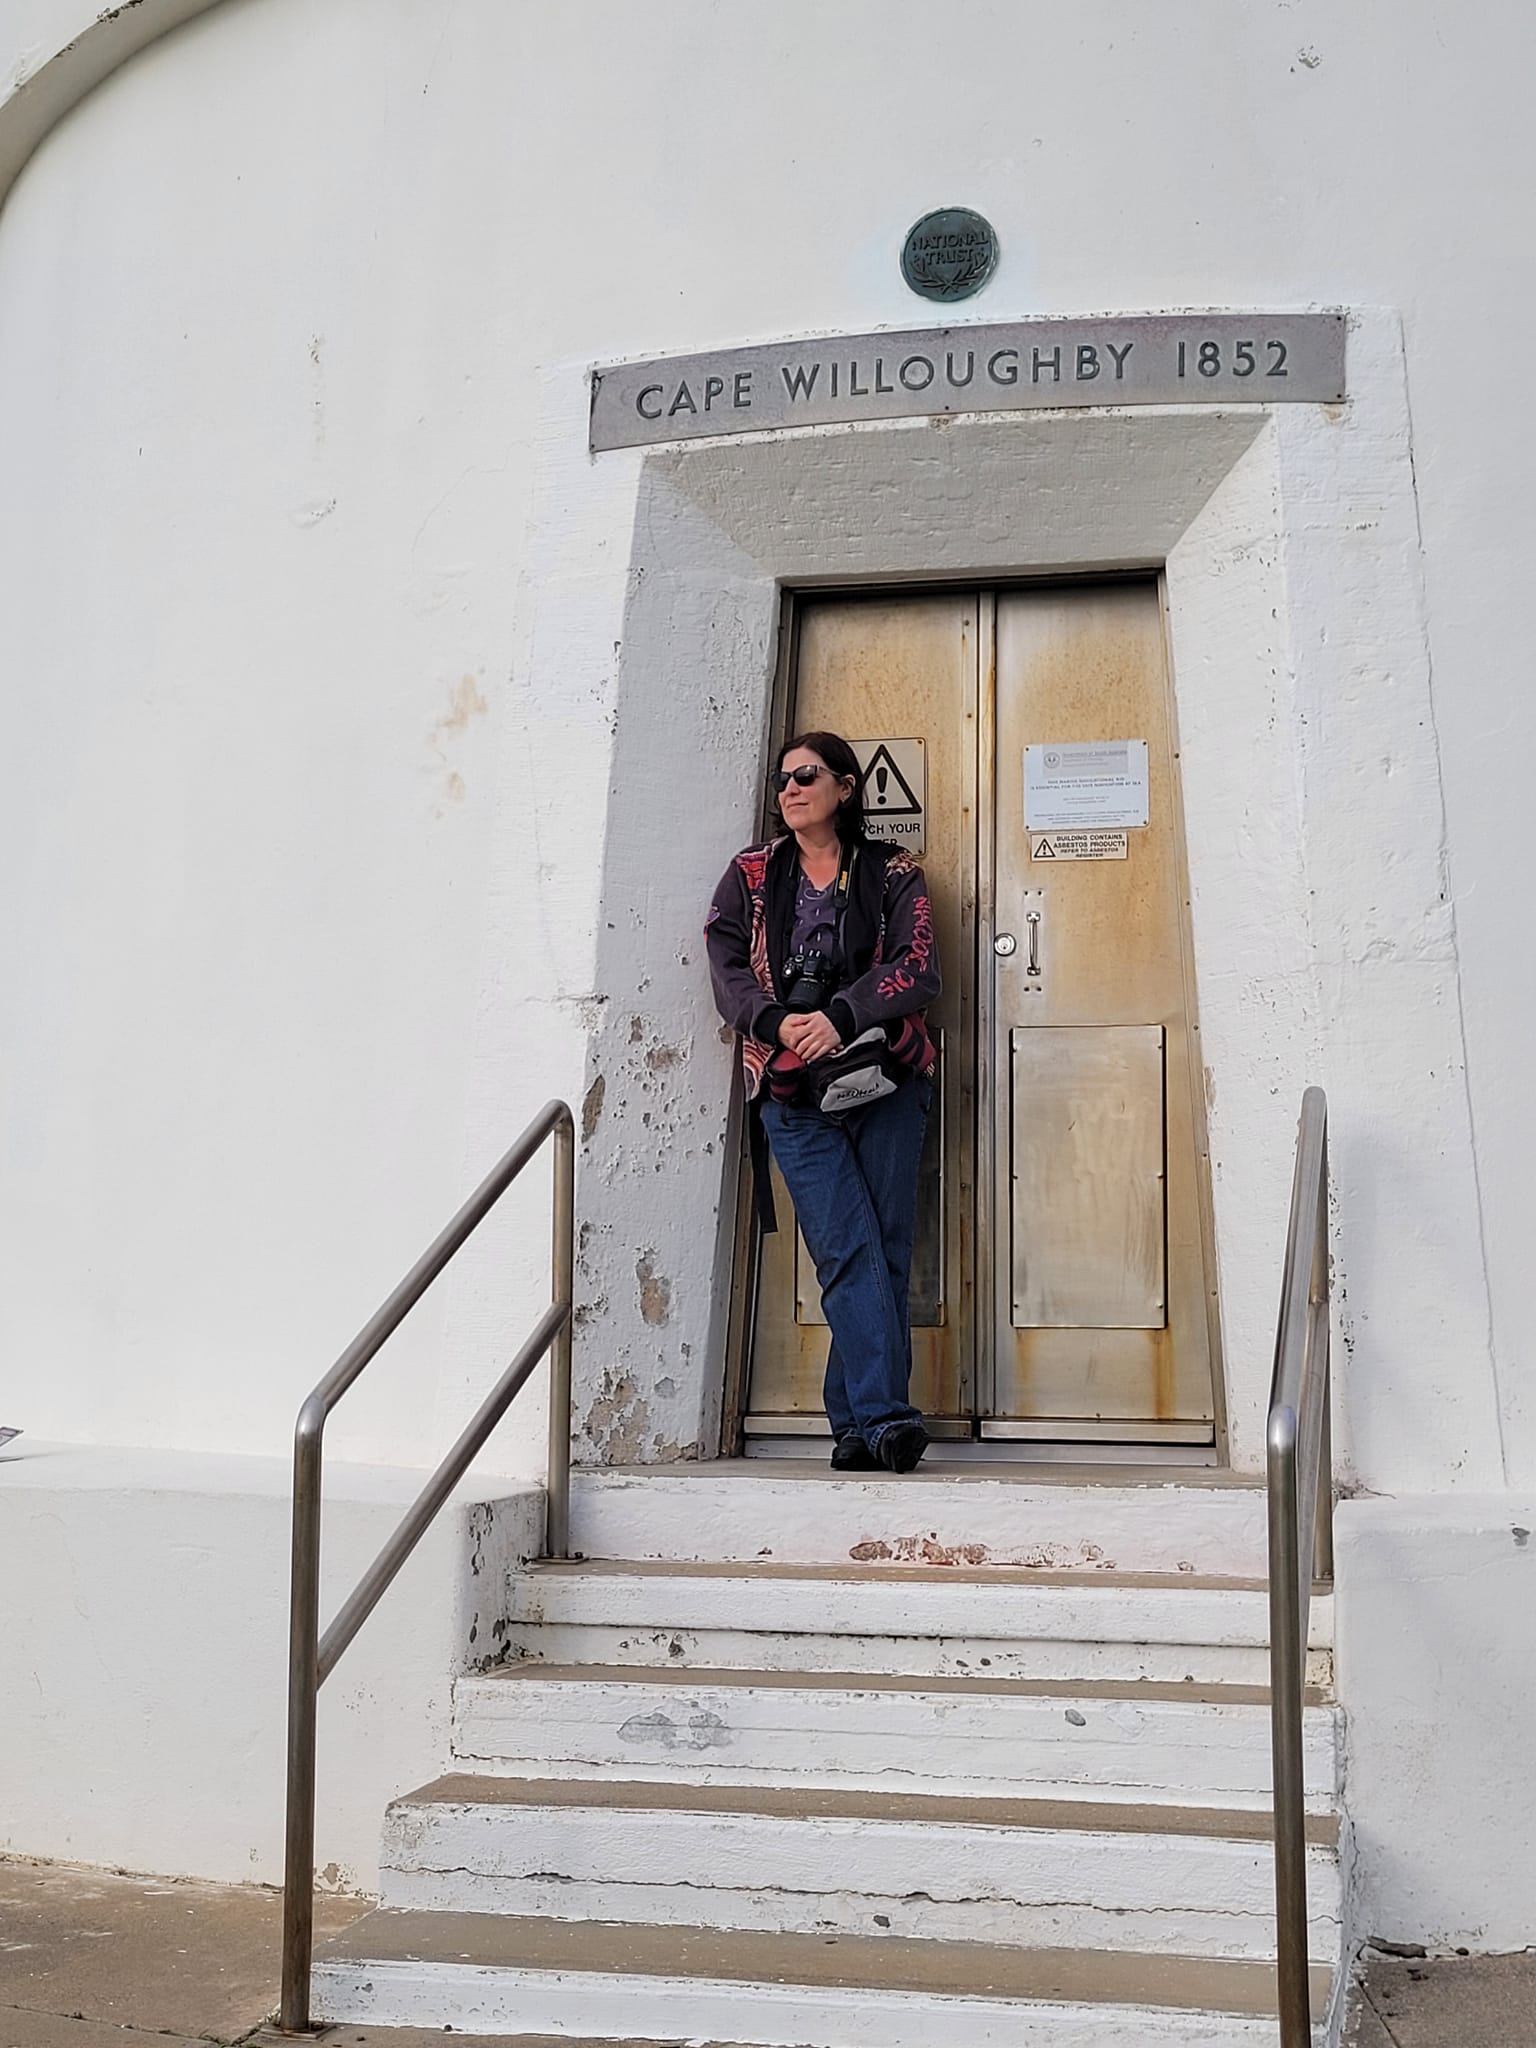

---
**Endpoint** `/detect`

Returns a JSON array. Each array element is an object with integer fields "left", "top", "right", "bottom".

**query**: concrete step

[
  {"left": 288, "top": 2034, "right": 696, "bottom": 2048},
  {"left": 497, "top": 1559, "right": 1334, "bottom": 1690},
  {"left": 452, "top": 1664, "right": 1339, "bottom": 1811},
  {"left": 569, "top": 1466, "right": 1272, "bottom": 1576},
  {"left": 381, "top": 1773, "right": 1342, "bottom": 1963},
  {"left": 310, "top": 1908, "right": 1335, "bottom": 2044}
]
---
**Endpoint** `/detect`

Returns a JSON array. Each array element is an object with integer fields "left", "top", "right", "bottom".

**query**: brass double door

[{"left": 744, "top": 581, "right": 1222, "bottom": 1450}]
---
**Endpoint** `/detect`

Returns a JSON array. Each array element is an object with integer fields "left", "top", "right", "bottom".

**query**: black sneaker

[
  {"left": 875, "top": 1420, "right": 930, "bottom": 1474},
  {"left": 830, "top": 1434, "right": 879, "bottom": 1471}
]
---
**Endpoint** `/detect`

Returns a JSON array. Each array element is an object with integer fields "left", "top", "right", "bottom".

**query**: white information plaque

[{"left": 1025, "top": 740, "right": 1149, "bottom": 831}]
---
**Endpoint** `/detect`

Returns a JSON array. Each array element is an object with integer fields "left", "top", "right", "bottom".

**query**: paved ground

[
  {"left": 3, "top": 1854, "right": 1534, "bottom": 2047},
  {"left": 1348, "top": 1945, "right": 1536, "bottom": 2047},
  {"left": 0, "top": 1859, "right": 366, "bottom": 2048}
]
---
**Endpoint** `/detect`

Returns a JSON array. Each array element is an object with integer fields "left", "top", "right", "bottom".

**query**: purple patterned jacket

[{"left": 705, "top": 834, "right": 941, "bottom": 1103}]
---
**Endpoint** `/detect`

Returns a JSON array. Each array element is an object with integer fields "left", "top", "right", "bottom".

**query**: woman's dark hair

[{"left": 771, "top": 730, "right": 866, "bottom": 843}]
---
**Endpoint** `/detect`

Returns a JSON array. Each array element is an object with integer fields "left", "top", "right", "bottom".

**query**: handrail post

[
  {"left": 546, "top": 1106, "right": 575, "bottom": 1561},
  {"left": 1268, "top": 1406, "right": 1311, "bottom": 2046},
  {"left": 276, "top": 1101, "right": 574, "bottom": 2032},
  {"left": 279, "top": 1402, "right": 325, "bottom": 2034},
  {"left": 1266, "top": 1088, "right": 1332, "bottom": 2046},
  {"left": 1312, "top": 1123, "right": 1334, "bottom": 1586}
]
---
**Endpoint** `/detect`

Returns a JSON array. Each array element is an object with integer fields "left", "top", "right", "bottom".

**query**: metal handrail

[
  {"left": 277, "top": 1099, "right": 575, "bottom": 2035},
  {"left": 1266, "top": 1086, "right": 1334, "bottom": 2046}
]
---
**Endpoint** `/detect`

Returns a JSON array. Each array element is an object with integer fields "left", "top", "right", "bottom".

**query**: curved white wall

[
  {"left": 0, "top": 2, "right": 232, "bottom": 202},
  {"left": 1, "top": 0, "right": 1532, "bottom": 1487},
  {"left": 0, "top": 0, "right": 557, "bottom": 1468}
]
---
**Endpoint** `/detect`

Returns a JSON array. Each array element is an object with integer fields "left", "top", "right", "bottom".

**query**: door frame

[{"left": 719, "top": 572, "right": 1229, "bottom": 1464}]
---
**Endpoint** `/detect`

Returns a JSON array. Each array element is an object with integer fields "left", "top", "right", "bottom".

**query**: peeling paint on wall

[
  {"left": 636, "top": 1252, "right": 671, "bottom": 1327},
  {"left": 584, "top": 1367, "right": 654, "bottom": 1464},
  {"left": 581, "top": 1073, "right": 606, "bottom": 1142},
  {"left": 570, "top": 977, "right": 719, "bottom": 1464}
]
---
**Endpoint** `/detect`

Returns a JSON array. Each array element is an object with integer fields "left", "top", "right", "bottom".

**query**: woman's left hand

[{"left": 783, "top": 1011, "right": 843, "bottom": 1063}]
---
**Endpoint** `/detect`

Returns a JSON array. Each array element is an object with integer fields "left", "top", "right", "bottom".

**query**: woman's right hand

[{"left": 779, "top": 1011, "right": 842, "bottom": 1061}]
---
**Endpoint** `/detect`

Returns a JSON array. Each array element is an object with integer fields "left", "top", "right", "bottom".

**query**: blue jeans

[{"left": 761, "top": 1076, "right": 931, "bottom": 1447}]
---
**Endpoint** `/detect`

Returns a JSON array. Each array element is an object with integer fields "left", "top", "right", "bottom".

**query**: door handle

[{"left": 1025, "top": 910, "right": 1041, "bottom": 977}]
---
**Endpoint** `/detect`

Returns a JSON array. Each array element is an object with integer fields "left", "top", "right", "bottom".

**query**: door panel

[
  {"left": 747, "top": 597, "right": 975, "bottom": 1427},
  {"left": 989, "top": 584, "right": 1214, "bottom": 1434},
  {"left": 1009, "top": 1025, "right": 1166, "bottom": 1330}
]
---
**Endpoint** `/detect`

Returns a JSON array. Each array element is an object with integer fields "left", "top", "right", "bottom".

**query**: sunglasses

[{"left": 771, "top": 764, "right": 842, "bottom": 793}]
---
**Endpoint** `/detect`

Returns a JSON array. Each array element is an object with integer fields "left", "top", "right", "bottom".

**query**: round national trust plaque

[{"left": 900, "top": 207, "right": 999, "bottom": 302}]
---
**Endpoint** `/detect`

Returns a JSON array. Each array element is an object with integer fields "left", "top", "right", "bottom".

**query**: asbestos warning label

[{"left": 1030, "top": 830, "right": 1128, "bottom": 861}]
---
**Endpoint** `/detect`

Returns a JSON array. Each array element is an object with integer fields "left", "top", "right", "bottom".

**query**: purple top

[{"left": 790, "top": 867, "right": 840, "bottom": 962}]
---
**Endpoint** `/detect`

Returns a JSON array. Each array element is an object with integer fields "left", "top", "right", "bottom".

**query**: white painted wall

[
  {"left": 0, "top": 1440, "right": 543, "bottom": 1888},
  {"left": 1336, "top": 1496, "right": 1536, "bottom": 1951},
  {"left": 2, "top": 0, "right": 1535, "bottom": 1937},
  {"left": 3, "top": 0, "right": 133, "bottom": 88},
  {"left": 0, "top": 3, "right": 229, "bottom": 205},
  {"left": 2, "top": 0, "right": 1529, "bottom": 1489}
]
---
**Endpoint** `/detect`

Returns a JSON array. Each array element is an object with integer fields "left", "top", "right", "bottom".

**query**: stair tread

[
  {"left": 397, "top": 1770, "right": 1340, "bottom": 1845},
  {"left": 298, "top": 2034, "right": 690, "bottom": 2048},
  {"left": 316, "top": 1908, "right": 1332, "bottom": 2016},
  {"left": 580, "top": 1461, "right": 1266, "bottom": 1490},
  {"left": 465, "top": 1660, "right": 1330, "bottom": 1708},
  {"left": 275, "top": 2031, "right": 700, "bottom": 2047},
  {"left": 545, "top": 1557, "right": 1288, "bottom": 1591}
]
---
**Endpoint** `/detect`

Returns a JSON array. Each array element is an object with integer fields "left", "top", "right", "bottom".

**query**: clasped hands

[{"left": 778, "top": 1011, "right": 842, "bottom": 1062}]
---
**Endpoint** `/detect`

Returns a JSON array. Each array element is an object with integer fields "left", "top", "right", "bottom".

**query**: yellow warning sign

[{"left": 1030, "top": 830, "right": 1128, "bottom": 861}]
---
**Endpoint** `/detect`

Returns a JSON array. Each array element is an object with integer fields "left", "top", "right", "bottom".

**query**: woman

[{"left": 706, "top": 731, "right": 941, "bottom": 1473}]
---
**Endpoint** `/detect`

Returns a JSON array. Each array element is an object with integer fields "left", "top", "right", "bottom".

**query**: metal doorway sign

[{"left": 589, "top": 313, "right": 1347, "bottom": 451}]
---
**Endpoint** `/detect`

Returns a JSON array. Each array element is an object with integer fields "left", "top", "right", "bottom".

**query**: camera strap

[
  {"left": 832, "top": 848, "right": 854, "bottom": 909},
  {"left": 829, "top": 845, "right": 855, "bottom": 957}
]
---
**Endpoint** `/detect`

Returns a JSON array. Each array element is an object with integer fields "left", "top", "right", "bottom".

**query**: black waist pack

[{"left": 805, "top": 1027, "right": 907, "bottom": 1117}]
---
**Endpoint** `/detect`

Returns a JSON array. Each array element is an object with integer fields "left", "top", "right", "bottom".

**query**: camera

[{"left": 783, "top": 949, "right": 838, "bottom": 1012}]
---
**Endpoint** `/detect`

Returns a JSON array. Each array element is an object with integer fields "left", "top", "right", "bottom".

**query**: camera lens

[{"left": 784, "top": 951, "right": 834, "bottom": 1011}]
